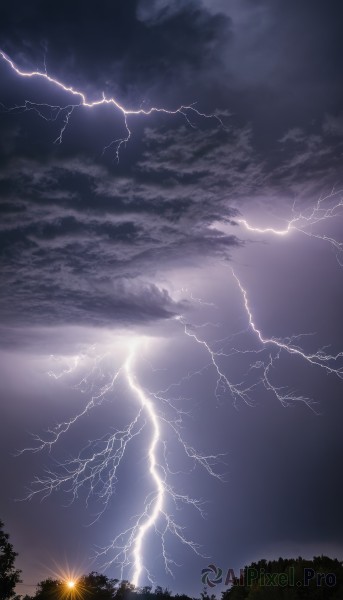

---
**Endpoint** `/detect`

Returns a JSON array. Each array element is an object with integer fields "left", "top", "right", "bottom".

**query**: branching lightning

[
  {"left": 231, "top": 269, "right": 343, "bottom": 377},
  {"left": 171, "top": 261, "right": 342, "bottom": 414},
  {"left": 0, "top": 50, "right": 223, "bottom": 160},
  {"left": 238, "top": 189, "right": 343, "bottom": 266}
]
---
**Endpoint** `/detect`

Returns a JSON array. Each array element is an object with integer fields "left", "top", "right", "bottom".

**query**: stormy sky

[{"left": 1, "top": 0, "right": 343, "bottom": 596}]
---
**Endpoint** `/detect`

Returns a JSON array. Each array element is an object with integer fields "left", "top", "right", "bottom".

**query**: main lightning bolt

[
  {"left": 21, "top": 339, "right": 223, "bottom": 586},
  {"left": 0, "top": 50, "right": 223, "bottom": 160},
  {"left": 124, "top": 348, "right": 164, "bottom": 586}
]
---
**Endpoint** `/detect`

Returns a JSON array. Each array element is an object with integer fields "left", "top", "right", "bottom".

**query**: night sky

[{"left": 1, "top": 1, "right": 343, "bottom": 597}]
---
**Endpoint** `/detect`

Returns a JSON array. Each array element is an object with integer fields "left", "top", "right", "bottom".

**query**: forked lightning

[
  {"left": 23, "top": 340, "right": 222, "bottom": 586},
  {"left": 238, "top": 189, "right": 343, "bottom": 266}
]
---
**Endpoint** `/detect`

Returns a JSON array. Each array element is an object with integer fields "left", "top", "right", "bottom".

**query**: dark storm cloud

[
  {"left": 0, "top": 0, "right": 238, "bottom": 330},
  {"left": 204, "top": 0, "right": 343, "bottom": 124},
  {"left": 138, "top": 117, "right": 343, "bottom": 208},
  {"left": 135, "top": 0, "right": 343, "bottom": 137},
  {"left": 0, "top": 0, "right": 230, "bottom": 108},
  {"left": 0, "top": 142, "right": 241, "bottom": 329},
  {"left": 1, "top": 103, "right": 342, "bottom": 332},
  {"left": 0, "top": 0, "right": 342, "bottom": 330}
]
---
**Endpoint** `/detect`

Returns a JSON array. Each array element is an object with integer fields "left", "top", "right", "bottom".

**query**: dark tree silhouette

[
  {"left": 82, "top": 572, "right": 118, "bottom": 600},
  {"left": 0, "top": 519, "right": 21, "bottom": 600},
  {"left": 31, "top": 578, "right": 63, "bottom": 600},
  {"left": 113, "top": 579, "right": 135, "bottom": 600},
  {"left": 200, "top": 587, "right": 216, "bottom": 600}
]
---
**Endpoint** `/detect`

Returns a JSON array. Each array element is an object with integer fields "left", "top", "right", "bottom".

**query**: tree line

[{"left": 1, "top": 519, "right": 342, "bottom": 600}]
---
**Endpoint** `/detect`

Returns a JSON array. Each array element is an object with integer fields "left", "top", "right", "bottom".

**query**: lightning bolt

[
  {"left": 231, "top": 268, "right": 343, "bottom": 376},
  {"left": 124, "top": 348, "right": 164, "bottom": 586},
  {"left": 171, "top": 260, "right": 342, "bottom": 415},
  {"left": 21, "top": 338, "right": 223, "bottom": 586},
  {"left": 47, "top": 354, "right": 83, "bottom": 379},
  {"left": 0, "top": 50, "right": 223, "bottom": 161},
  {"left": 237, "top": 189, "right": 343, "bottom": 266}
]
